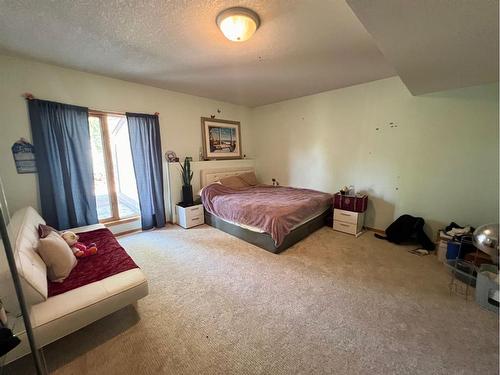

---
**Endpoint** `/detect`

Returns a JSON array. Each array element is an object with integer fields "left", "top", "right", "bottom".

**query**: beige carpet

[{"left": 5, "top": 225, "right": 499, "bottom": 374}]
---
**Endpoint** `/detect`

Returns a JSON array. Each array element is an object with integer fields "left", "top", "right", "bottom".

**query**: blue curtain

[
  {"left": 126, "top": 113, "right": 166, "bottom": 230},
  {"left": 28, "top": 99, "right": 98, "bottom": 230}
]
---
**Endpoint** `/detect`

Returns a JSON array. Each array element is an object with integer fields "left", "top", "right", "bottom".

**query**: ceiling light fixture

[{"left": 216, "top": 7, "right": 260, "bottom": 42}]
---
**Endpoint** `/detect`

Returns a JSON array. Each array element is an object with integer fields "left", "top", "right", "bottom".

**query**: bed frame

[
  {"left": 204, "top": 209, "right": 330, "bottom": 254},
  {"left": 200, "top": 167, "right": 330, "bottom": 254}
]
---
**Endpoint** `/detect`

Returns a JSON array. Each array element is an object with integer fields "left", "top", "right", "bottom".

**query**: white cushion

[
  {"left": 0, "top": 207, "right": 48, "bottom": 313},
  {"left": 0, "top": 207, "right": 150, "bottom": 364},
  {"left": 5, "top": 209, "right": 145, "bottom": 318},
  {"left": 30, "top": 268, "right": 147, "bottom": 327},
  {"left": 37, "top": 232, "right": 77, "bottom": 283},
  {"left": 4, "top": 269, "right": 148, "bottom": 364},
  {"left": 0, "top": 210, "right": 107, "bottom": 313}
]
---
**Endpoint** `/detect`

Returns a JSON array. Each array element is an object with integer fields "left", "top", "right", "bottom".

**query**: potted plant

[{"left": 179, "top": 157, "right": 194, "bottom": 205}]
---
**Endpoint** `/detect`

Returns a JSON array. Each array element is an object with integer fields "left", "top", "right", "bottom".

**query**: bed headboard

[{"left": 200, "top": 167, "right": 255, "bottom": 188}]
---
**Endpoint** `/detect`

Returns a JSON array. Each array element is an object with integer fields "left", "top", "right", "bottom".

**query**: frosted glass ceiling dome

[{"left": 216, "top": 7, "right": 260, "bottom": 42}]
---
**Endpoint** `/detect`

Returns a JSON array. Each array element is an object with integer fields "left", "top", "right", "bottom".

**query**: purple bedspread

[{"left": 201, "top": 184, "right": 332, "bottom": 246}]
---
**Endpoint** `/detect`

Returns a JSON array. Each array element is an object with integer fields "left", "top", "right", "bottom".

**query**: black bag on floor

[
  {"left": 374, "top": 214, "right": 435, "bottom": 251},
  {"left": 0, "top": 327, "right": 21, "bottom": 356}
]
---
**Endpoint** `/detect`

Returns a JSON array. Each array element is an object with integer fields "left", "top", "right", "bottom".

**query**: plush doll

[{"left": 60, "top": 231, "right": 97, "bottom": 258}]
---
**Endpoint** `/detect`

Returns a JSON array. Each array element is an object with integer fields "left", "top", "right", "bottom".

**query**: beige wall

[
  {"left": 0, "top": 55, "right": 253, "bottom": 217},
  {"left": 252, "top": 77, "right": 499, "bottom": 234}
]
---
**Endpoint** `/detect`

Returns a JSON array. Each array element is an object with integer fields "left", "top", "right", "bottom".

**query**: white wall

[
  {"left": 1, "top": 55, "right": 498, "bottom": 236},
  {"left": 0, "top": 55, "right": 253, "bottom": 225},
  {"left": 252, "top": 77, "right": 499, "bottom": 234}
]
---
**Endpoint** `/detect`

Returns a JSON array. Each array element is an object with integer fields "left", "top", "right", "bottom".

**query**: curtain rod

[{"left": 22, "top": 93, "right": 159, "bottom": 116}]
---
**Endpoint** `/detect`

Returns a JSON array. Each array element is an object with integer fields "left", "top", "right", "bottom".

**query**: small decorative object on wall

[
  {"left": 201, "top": 117, "right": 242, "bottom": 160},
  {"left": 12, "top": 138, "right": 37, "bottom": 174},
  {"left": 165, "top": 150, "right": 179, "bottom": 162},
  {"left": 179, "top": 157, "right": 194, "bottom": 205}
]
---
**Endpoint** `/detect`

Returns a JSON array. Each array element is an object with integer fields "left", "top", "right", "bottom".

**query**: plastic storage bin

[
  {"left": 437, "top": 240, "right": 448, "bottom": 263},
  {"left": 446, "top": 259, "right": 477, "bottom": 287},
  {"left": 446, "top": 241, "right": 461, "bottom": 260},
  {"left": 333, "top": 193, "right": 368, "bottom": 212},
  {"left": 475, "top": 264, "right": 499, "bottom": 313}
]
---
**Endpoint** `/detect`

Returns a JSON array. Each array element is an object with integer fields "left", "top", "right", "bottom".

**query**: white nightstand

[
  {"left": 176, "top": 203, "right": 204, "bottom": 229},
  {"left": 333, "top": 209, "right": 365, "bottom": 237}
]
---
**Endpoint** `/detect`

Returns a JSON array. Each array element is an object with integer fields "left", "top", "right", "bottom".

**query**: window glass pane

[
  {"left": 107, "top": 115, "right": 140, "bottom": 218},
  {"left": 89, "top": 116, "right": 112, "bottom": 220}
]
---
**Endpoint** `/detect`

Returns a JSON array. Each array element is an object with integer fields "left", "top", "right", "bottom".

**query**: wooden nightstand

[
  {"left": 176, "top": 203, "right": 204, "bottom": 229},
  {"left": 332, "top": 209, "right": 365, "bottom": 237}
]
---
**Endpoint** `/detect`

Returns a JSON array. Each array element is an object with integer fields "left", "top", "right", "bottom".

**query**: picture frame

[{"left": 201, "top": 117, "right": 242, "bottom": 160}]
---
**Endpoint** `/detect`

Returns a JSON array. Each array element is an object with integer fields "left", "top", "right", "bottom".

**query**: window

[{"left": 88, "top": 112, "right": 140, "bottom": 222}]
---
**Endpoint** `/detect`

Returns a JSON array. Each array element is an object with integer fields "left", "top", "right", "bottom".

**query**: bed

[{"left": 200, "top": 168, "right": 332, "bottom": 254}]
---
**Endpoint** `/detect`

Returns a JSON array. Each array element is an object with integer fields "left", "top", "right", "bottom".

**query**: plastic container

[
  {"left": 333, "top": 193, "right": 368, "bottom": 212},
  {"left": 446, "top": 259, "right": 477, "bottom": 287},
  {"left": 437, "top": 240, "right": 448, "bottom": 263},
  {"left": 446, "top": 241, "right": 461, "bottom": 260},
  {"left": 475, "top": 264, "right": 499, "bottom": 313}
]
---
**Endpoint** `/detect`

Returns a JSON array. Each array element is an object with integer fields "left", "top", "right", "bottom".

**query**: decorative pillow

[
  {"left": 37, "top": 232, "right": 77, "bottom": 283},
  {"left": 38, "top": 224, "right": 58, "bottom": 239},
  {"left": 219, "top": 175, "right": 249, "bottom": 189},
  {"left": 238, "top": 172, "right": 258, "bottom": 186},
  {"left": 198, "top": 181, "right": 221, "bottom": 196}
]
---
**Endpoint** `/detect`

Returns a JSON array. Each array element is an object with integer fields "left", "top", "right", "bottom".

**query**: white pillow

[
  {"left": 0, "top": 207, "right": 48, "bottom": 314},
  {"left": 37, "top": 232, "right": 77, "bottom": 283}
]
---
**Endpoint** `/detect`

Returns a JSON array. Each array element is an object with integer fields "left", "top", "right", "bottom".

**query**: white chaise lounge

[{"left": 0, "top": 207, "right": 148, "bottom": 363}]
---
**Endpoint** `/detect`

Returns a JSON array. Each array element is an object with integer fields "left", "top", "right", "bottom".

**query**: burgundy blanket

[
  {"left": 201, "top": 184, "right": 332, "bottom": 246},
  {"left": 48, "top": 228, "right": 139, "bottom": 297}
]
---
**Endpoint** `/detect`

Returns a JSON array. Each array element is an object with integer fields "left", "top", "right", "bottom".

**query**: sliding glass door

[{"left": 88, "top": 113, "right": 140, "bottom": 223}]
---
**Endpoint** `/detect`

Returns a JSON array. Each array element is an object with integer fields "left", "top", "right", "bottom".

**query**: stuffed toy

[{"left": 60, "top": 231, "right": 97, "bottom": 258}]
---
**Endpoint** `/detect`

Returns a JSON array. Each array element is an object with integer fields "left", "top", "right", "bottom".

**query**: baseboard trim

[
  {"left": 365, "top": 226, "right": 384, "bottom": 235},
  {"left": 115, "top": 229, "right": 142, "bottom": 237}
]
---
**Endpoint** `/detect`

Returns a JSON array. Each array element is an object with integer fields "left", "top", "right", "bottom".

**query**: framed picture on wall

[{"left": 201, "top": 117, "right": 242, "bottom": 160}]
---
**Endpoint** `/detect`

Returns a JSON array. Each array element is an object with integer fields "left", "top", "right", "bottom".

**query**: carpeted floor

[{"left": 5, "top": 225, "right": 499, "bottom": 374}]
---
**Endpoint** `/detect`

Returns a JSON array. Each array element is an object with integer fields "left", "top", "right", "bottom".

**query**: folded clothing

[
  {"left": 444, "top": 221, "right": 475, "bottom": 237},
  {"left": 446, "top": 226, "right": 472, "bottom": 237}
]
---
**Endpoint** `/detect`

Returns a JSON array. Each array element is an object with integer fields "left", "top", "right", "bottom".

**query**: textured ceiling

[
  {"left": 0, "top": 0, "right": 396, "bottom": 106},
  {"left": 347, "top": 0, "right": 499, "bottom": 95}
]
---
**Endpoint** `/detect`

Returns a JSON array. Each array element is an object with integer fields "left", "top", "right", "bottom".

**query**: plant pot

[{"left": 182, "top": 185, "right": 193, "bottom": 205}]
